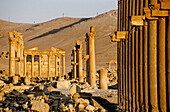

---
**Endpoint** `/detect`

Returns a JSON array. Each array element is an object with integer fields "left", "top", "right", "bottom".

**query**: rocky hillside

[{"left": 0, "top": 10, "right": 117, "bottom": 73}]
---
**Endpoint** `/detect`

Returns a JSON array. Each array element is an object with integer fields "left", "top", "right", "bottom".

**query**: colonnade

[
  {"left": 110, "top": 0, "right": 170, "bottom": 111},
  {"left": 23, "top": 54, "right": 65, "bottom": 79}
]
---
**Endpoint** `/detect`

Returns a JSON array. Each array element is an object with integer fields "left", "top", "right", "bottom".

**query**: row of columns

[
  {"left": 24, "top": 54, "right": 65, "bottom": 79},
  {"left": 71, "top": 41, "right": 83, "bottom": 82},
  {"left": 113, "top": 0, "right": 170, "bottom": 112}
]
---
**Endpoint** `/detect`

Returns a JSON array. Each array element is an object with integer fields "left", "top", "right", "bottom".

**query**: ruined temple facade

[{"left": 9, "top": 31, "right": 65, "bottom": 79}]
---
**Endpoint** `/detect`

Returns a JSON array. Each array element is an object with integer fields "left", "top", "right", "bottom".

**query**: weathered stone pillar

[
  {"left": 48, "top": 55, "right": 51, "bottom": 77},
  {"left": 39, "top": 55, "right": 42, "bottom": 77},
  {"left": 55, "top": 55, "right": 58, "bottom": 77},
  {"left": 76, "top": 41, "right": 83, "bottom": 82},
  {"left": 58, "top": 55, "right": 61, "bottom": 80},
  {"left": 128, "top": 0, "right": 132, "bottom": 111},
  {"left": 158, "top": 17, "right": 167, "bottom": 112},
  {"left": 135, "top": 27, "right": 139, "bottom": 112},
  {"left": 17, "top": 43, "right": 21, "bottom": 75},
  {"left": 148, "top": 18, "right": 159, "bottom": 112},
  {"left": 99, "top": 69, "right": 108, "bottom": 89},
  {"left": 139, "top": 0, "right": 144, "bottom": 111},
  {"left": 73, "top": 47, "right": 77, "bottom": 79},
  {"left": 167, "top": 11, "right": 170, "bottom": 112},
  {"left": 85, "top": 26, "right": 96, "bottom": 87},
  {"left": 24, "top": 54, "right": 27, "bottom": 76},
  {"left": 131, "top": 27, "right": 136, "bottom": 112},
  {"left": 31, "top": 55, "right": 34, "bottom": 77},
  {"left": 132, "top": 0, "right": 136, "bottom": 111},
  {"left": 20, "top": 44, "right": 24, "bottom": 76},
  {"left": 62, "top": 54, "right": 65, "bottom": 77},
  {"left": 143, "top": 21, "right": 149, "bottom": 112},
  {"left": 9, "top": 37, "right": 16, "bottom": 76}
]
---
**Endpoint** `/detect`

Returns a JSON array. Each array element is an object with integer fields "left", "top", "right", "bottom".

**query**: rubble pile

[{"left": 0, "top": 77, "right": 114, "bottom": 112}]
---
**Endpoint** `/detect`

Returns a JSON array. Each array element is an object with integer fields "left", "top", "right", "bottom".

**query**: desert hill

[{"left": 0, "top": 10, "right": 117, "bottom": 74}]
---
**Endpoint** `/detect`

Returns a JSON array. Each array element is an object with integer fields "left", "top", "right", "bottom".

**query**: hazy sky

[{"left": 0, "top": 0, "right": 118, "bottom": 23}]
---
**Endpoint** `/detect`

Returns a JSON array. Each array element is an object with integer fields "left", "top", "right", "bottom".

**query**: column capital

[{"left": 85, "top": 26, "right": 96, "bottom": 42}]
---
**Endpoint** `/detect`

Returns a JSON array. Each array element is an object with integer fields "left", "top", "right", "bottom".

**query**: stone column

[
  {"left": 48, "top": 55, "right": 51, "bottom": 77},
  {"left": 132, "top": 0, "right": 136, "bottom": 111},
  {"left": 9, "top": 40, "right": 16, "bottom": 76},
  {"left": 39, "top": 55, "right": 42, "bottom": 77},
  {"left": 167, "top": 11, "right": 170, "bottom": 112},
  {"left": 85, "top": 26, "right": 96, "bottom": 87},
  {"left": 158, "top": 17, "right": 166, "bottom": 111},
  {"left": 148, "top": 8, "right": 159, "bottom": 112},
  {"left": 139, "top": 0, "right": 144, "bottom": 111},
  {"left": 73, "top": 47, "right": 77, "bottom": 79},
  {"left": 17, "top": 43, "right": 21, "bottom": 75},
  {"left": 77, "top": 41, "right": 83, "bottom": 82},
  {"left": 31, "top": 55, "right": 34, "bottom": 77},
  {"left": 55, "top": 55, "right": 58, "bottom": 77},
  {"left": 20, "top": 44, "right": 24, "bottom": 76},
  {"left": 144, "top": 21, "right": 149, "bottom": 112},
  {"left": 62, "top": 54, "right": 65, "bottom": 77},
  {"left": 99, "top": 69, "right": 108, "bottom": 89},
  {"left": 24, "top": 54, "right": 27, "bottom": 76},
  {"left": 128, "top": 0, "right": 132, "bottom": 111},
  {"left": 58, "top": 55, "right": 61, "bottom": 80}
]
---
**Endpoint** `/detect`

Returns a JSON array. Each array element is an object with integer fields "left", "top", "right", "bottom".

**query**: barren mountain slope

[{"left": 0, "top": 10, "right": 117, "bottom": 73}]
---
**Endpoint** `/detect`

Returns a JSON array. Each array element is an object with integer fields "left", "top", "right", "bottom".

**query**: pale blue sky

[{"left": 0, "top": 0, "right": 118, "bottom": 23}]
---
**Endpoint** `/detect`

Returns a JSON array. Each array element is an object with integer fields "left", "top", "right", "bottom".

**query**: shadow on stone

[
  {"left": 108, "top": 83, "right": 118, "bottom": 89},
  {"left": 92, "top": 96, "right": 118, "bottom": 112}
]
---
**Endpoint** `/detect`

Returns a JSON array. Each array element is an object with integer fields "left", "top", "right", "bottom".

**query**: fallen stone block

[
  {"left": 85, "top": 105, "right": 95, "bottom": 111},
  {"left": 52, "top": 80, "right": 70, "bottom": 89},
  {"left": 31, "top": 100, "right": 49, "bottom": 112},
  {"left": 70, "top": 84, "right": 81, "bottom": 97}
]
